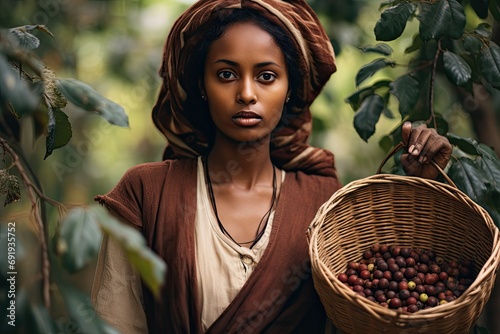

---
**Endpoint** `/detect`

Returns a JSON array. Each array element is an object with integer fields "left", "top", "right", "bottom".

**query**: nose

[{"left": 237, "top": 77, "right": 257, "bottom": 105}]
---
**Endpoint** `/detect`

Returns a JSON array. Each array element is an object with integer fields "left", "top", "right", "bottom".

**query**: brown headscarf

[{"left": 152, "top": 0, "right": 338, "bottom": 177}]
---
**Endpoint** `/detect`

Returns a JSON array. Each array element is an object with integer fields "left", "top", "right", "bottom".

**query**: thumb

[{"left": 402, "top": 121, "right": 412, "bottom": 147}]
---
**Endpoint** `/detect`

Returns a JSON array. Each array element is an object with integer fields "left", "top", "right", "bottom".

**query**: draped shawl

[{"left": 152, "top": 0, "right": 338, "bottom": 177}]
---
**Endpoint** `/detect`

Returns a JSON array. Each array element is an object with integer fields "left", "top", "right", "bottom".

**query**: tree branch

[
  {"left": 0, "top": 137, "right": 51, "bottom": 309},
  {"left": 428, "top": 39, "right": 441, "bottom": 130}
]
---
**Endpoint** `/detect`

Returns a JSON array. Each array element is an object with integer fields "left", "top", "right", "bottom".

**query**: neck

[{"left": 207, "top": 134, "right": 274, "bottom": 189}]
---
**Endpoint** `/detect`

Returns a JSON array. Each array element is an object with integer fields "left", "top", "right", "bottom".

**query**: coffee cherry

[
  {"left": 377, "top": 294, "right": 387, "bottom": 303},
  {"left": 360, "top": 270, "right": 371, "bottom": 279},
  {"left": 383, "top": 271, "right": 393, "bottom": 281},
  {"left": 419, "top": 264, "right": 429, "bottom": 274},
  {"left": 415, "top": 285, "right": 425, "bottom": 294},
  {"left": 395, "top": 256, "right": 406, "bottom": 268},
  {"left": 393, "top": 271, "right": 404, "bottom": 282},
  {"left": 420, "top": 253, "right": 430, "bottom": 264},
  {"left": 363, "top": 250, "right": 373, "bottom": 260},
  {"left": 424, "top": 273, "right": 437, "bottom": 285},
  {"left": 405, "top": 257, "right": 416, "bottom": 267},
  {"left": 348, "top": 275, "right": 358, "bottom": 285},
  {"left": 373, "top": 270, "right": 383, "bottom": 279},
  {"left": 348, "top": 262, "right": 360, "bottom": 271},
  {"left": 389, "top": 281, "right": 399, "bottom": 292},
  {"left": 346, "top": 268, "right": 357, "bottom": 277},
  {"left": 389, "top": 297, "right": 402, "bottom": 309},
  {"left": 407, "top": 281, "right": 416, "bottom": 290},
  {"left": 406, "top": 296, "right": 417, "bottom": 305},
  {"left": 391, "top": 246, "right": 401, "bottom": 257},
  {"left": 338, "top": 273, "right": 348, "bottom": 283},
  {"left": 404, "top": 267, "right": 417, "bottom": 279},
  {"left": 379, "top": 278, "right": 389, "bottom": 289},
  {"left": 353, "top": 285, "right": 364, "bottom": 292},
  {"left": 386, "top": 290, "right": 396, "bottom": 299},
  {"left": 377, "top": 260, "right": 389, "bottom": 272},
  {"left": 370, "top": 244, "right": 381, "bottom": 253},
  {"left": 407, "top": 304, "right": 419, "bottom": 313},
  {"left": 398, "top": 281, "right": 409, "bottom": 291},
  {"left": 399, "top": 289, "right": 410, "bottom": 300},
  {"left": 425, "top": 285, "right": 436, "bottom": 296},
  {"left": 427, "top": 296, "right": 438, "bottom": 307},
  {"left": 419, "top": 293, "right": 428, "bottom": 303},
  {"left": 367, "top": 263, "right": 375, "bottom": 272}
]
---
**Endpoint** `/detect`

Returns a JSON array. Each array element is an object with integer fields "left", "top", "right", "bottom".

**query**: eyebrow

[{"left": 214, "top": 59, "right": 282, "bottom": 68}]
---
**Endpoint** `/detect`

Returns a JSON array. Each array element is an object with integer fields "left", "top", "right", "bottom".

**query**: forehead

[{"left": 206, "top": 21, "right": 285, "bottom": 64}]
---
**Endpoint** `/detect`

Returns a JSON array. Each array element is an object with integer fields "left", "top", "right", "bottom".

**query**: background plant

[
  {"left": 0, "top": 25, "right": 165, "bottom": 333},
  {"left": 345, "top": 0, "right": 500, "bottom": 227}
]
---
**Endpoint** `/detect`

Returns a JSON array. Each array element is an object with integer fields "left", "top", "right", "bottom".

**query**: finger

[
  {"left": 408, "top": 125, "right": 431, "bottom": 158},
  {"left": 402, "top": 121, "right": 412, "bottom": 147},
  {"left": 422, "top": 136, "right": 452, "bottom": 166}
]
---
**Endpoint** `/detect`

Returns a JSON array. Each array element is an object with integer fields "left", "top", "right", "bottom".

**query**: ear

[{"left": 199, "top": 80, "right": 207, "bottom": 100}]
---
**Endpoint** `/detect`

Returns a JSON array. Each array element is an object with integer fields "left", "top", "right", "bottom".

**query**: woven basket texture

[{"left": 308, "top": 174, "right": 500, "bottom": 334}]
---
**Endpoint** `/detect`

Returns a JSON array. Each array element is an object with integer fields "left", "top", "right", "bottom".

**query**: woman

[{"left": 92, "top": 1, "right": 452, "bottom": 333}]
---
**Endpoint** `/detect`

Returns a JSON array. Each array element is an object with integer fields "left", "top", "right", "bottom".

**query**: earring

[
  {"left": 201, "top": 94, "right": 206, "bottom": 100},
  {"left": 286, "top": 96, "right": 290, "bottom": 103}
]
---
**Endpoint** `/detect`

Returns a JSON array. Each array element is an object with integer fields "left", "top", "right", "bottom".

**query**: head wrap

[{"left": 152, "top": 0, "right": 338, "bottom": 177}]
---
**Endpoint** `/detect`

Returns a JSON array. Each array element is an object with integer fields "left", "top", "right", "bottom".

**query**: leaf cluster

[
  {"left": 346, "top": 0, "right": 500, "bottom": 226},
  {"left": 0, "top": 25, "right": 129, "bottom": 160},
  {"left": 0, "top": 25, "right": 165, "bottom": 333}
]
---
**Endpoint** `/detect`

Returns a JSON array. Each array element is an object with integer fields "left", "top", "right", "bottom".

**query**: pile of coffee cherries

[{"left": 337, "top": 244, "right": 475, "bottom": 313}]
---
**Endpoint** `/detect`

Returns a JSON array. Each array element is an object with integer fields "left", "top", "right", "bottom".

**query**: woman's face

[{"left": 204, "top": 21, "right": 289, "bottom": 144}]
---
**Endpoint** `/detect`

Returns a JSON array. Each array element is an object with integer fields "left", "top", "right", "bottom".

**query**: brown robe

[{"left": 95, "top": 158, "right": 340, "bottom": 333}]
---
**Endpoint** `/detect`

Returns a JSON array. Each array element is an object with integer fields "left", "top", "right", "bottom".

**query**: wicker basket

[{"left": 307, "top": 145, "right": 500, "bottom": 333}]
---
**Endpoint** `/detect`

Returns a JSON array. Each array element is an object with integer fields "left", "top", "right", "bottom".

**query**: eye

[
  {"left": 218, "top": 71, "right": 236, "bottom": 80},
  {"left": 257, "top": 72, "right": 277, "bottom": 83}
]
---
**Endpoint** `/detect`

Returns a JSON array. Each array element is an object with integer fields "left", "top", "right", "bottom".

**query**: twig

[
  {"left": 0, "top": 137, "right": 51, "bottom": 309},
  {"left": 428, "top": 39, "right": 442, "bottom": 129}
]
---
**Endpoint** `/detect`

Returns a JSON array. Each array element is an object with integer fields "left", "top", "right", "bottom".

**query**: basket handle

[{"left": 377, "top": 142, "right": 457, "bottom": 188}]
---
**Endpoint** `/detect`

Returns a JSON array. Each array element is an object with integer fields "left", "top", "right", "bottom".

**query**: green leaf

[
  {"left": 359, "top": 43, "right": 393, "bottom": 56},
  {"left": 8, "top": 27, "right": 40, "bottom": 50},
  {"left": 479, "top": 42, "right": 500, "bottom": 89},
  {"left": 56, "top": 277, "right": 110, "bottom": 334},
  {"left": 0, "top": 53, "right": 39, "bottom": 117},
  {"left": 353, "top": 94, "right": 385, "bottom": 142},
  {"left": 356, "top": 58, "right": 394, "bottom": 86},
  {"left": 93, "top": 206, "right": 166, "bottom": 298},
  {"left": 447, "top": 133, "right": 480, "bottom": 155},
  {"left": 489, "top": 0, "right": 500, "bottom": 21},
  {"left": 448, "top": 157, "right": 488, "bottom": 202},
  {"left": 418, "top": 0, "right": 466, "bottom": 41},
  {"left": 374, "top": 2, "right": 415, "bottom": 41},
  {"left": 379, "top": 134, "right": 394, "bottom": 152},
  {"left": 476, "top": 144, "right": 500, "bottom": 193},
  {"left": 389, "top": 74, "right": 419, "bottom": 117},
  {"left": 405, "top": 34, "right": 423, "bottom": 54},
  {"left": 443, "top": 51, "right": 472, "bottom": 86},
  {"left": 475, "top": 23, "right": 492, "bottom": 39},
  {"left": 463, "top": 35, "right": 484, "bottom": 55},
  {"left": 345, "top": 80, "right": 391, "bottom": 110},
  {"left": 29, "top": 304, "right": 57, "bottom": 334},
  {"left": 470, "top": 0, "right": 488, "bottom": 19},
  {"left": 44, "top": 108, "right": 72, "bottom": 159},
  {"left": 59, "top": 207, "right": 103, "bottom": 273},
  {"left": 56, "top": 78, "right": 129, "bottom": 127}
]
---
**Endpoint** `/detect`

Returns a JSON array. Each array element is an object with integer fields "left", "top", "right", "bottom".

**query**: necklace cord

[{"left": 203, "top": 158, "right": 277, "bottom": 248}]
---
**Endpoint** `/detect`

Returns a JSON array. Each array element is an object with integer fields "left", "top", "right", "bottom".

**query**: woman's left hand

[{"left": 400, "top": 121, "right": 453, "bottom": 179}]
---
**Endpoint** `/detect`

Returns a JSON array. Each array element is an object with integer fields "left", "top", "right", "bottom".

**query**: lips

[{"left": 232, "top": 111, "right": 262, "bottom": 127}]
